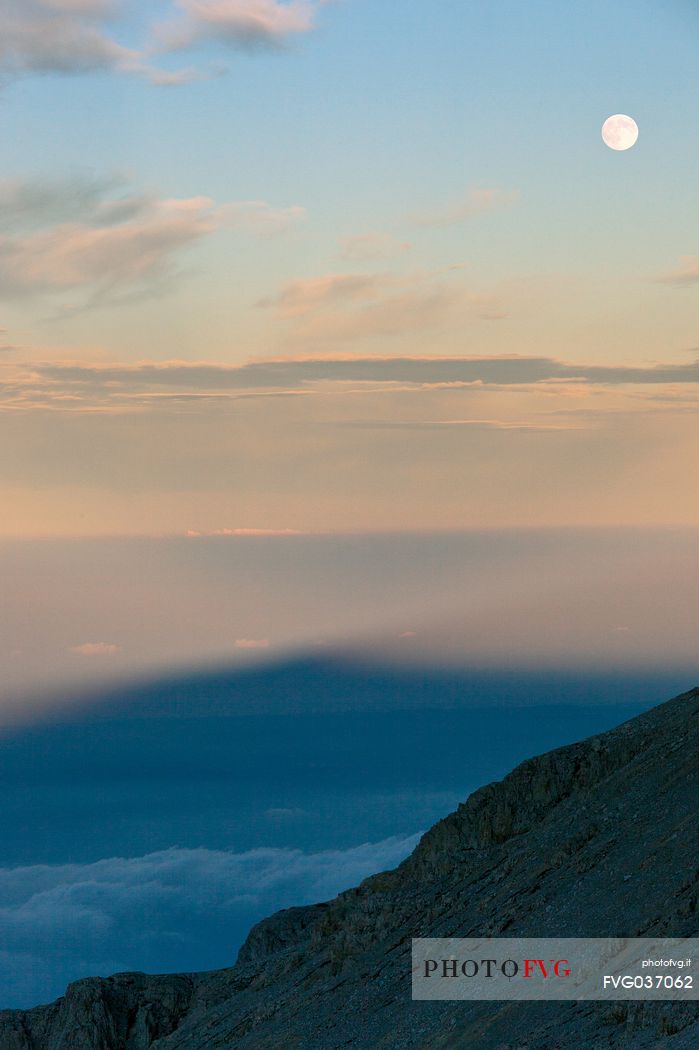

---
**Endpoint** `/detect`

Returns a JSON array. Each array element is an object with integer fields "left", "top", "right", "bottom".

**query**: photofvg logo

[
  {"left": 412, "top": 938, "right": 699, "bottom": 1001},
  {"left": 423, "top": 956, "right": 571, "bottom": 981}
]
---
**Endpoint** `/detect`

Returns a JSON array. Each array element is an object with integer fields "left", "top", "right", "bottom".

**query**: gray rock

[{"left": 2, "top": 686, "right": 697, "bottom": 1049}]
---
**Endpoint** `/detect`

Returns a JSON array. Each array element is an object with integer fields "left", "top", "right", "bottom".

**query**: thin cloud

[
  {"left": 0, "top": 175, "right": 304, "bottom": 306},
  {"left": 265, "top": 271, "right": 506, "bottom": 342},
  {"left": 328, "top": 417, "right": 588, "bottom": 432},
  {"left": 234, "top": 638, "right": 271, "bottom": 649},
  {"left": 412, "top": 187, "right": 519, "bottom": 228},
  {"left": 5, "top": 354, "right": 699, "bottom": 414},
  {"left": 339, "top": 233, "right": 412, "bottom": 261},
  {"left": 69, "top": 641, "right": 121, "bottom": 655},
  {"left": 0, "top": 197, "right": 217, "bottom": 300},
  {"left": 269, "top": 274, "right": 381, "bottom": 317},
  {"left": 656, "top": 255, "right": 699, "bottom": 286},
  {"left": 220, "top": 200, "right": 307, "bottom": 236},
  {"left": 186, "top": 528, "right": 304, "bottom": 537}
]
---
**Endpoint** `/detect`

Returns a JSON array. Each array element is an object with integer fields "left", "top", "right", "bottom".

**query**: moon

[{"left": 601, "top": 114, "right": 639, "bottom": 151}]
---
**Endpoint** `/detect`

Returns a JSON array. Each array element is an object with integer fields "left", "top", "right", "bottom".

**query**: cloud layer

[
  {"left": 0, "top": 834, "right": 419, "bottom": 1008},
  {"left": 3, "top": 352, "right": 699, "bottom": 413}
]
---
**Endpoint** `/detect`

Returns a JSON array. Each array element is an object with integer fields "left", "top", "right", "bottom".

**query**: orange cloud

[
  {"left": 0, "top": 176, "right": 304, "bottom": 306},
  {"left": 656, "top": 256, "right": 699, "bottom": 285},
  {"left": 70, "top": 641, "right": 121, "bottom": 656},
  {"left": 265, "top": 271, "right": 506, "bottom": 342},
  {"left": 186, "top": 528, "right": 303, "bottom": 536}
]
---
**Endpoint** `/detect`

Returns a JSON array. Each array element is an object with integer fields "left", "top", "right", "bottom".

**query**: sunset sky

[
  {"left": 1, "top": 1, "right": 699, "bottom": 701},
  {"left": 1, "top": 0, "right": 697, "bottom": 536}
]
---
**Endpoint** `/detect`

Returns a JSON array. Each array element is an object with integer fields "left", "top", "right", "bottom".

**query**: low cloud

[{"left": 0, "top": 835, "right": 420, "bottom": 1007}]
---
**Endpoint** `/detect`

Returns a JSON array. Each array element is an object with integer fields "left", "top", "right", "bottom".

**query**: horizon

[{"left": 4, "top": 525, "right": 699, "bottom": 711}]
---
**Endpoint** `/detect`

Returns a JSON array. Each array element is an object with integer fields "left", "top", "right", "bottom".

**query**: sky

[
  {"left": 0, "top": 0, "right": 697, "bottom": 539},
  {"left": 3, "top": 529, "right": 699, "bottom": 711},
  {"left": 1, "top": 1, "right": 699, "bottom": 702}
]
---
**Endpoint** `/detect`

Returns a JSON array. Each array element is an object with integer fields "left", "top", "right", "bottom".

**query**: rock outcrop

[{"left": 1, "top": 687, "right": 697, "bottom": 1049}]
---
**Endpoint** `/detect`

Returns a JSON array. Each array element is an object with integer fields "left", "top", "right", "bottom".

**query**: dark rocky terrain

[{"left": 1, "top": 686, "right": 697, "bottom": 1049}]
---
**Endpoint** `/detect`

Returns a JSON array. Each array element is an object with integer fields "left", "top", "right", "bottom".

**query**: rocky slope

[{"left": 1, "top": 687, "right": 697, "bottom": 1049}]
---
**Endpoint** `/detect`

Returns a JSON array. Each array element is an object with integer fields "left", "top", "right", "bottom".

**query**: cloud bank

[
  {"left": 4, "top": 352, "right": 699, "bottom": 413},
  {"left": 0, "top": 834, "right": 420, "bottom": 1008}
]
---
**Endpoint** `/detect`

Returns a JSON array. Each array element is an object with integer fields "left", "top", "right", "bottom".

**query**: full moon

[{"left": 601, "top": 114, "right": 639, "bottom": 151}]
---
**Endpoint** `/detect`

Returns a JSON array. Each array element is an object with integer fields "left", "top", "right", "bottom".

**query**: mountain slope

[{"left": 1, "top": 686, "right": 697, "bottom": 1049}]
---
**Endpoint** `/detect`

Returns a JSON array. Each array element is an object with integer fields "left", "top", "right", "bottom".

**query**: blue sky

[{"left": 1, "top": 0, "right": 697, "bottom": 367}]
